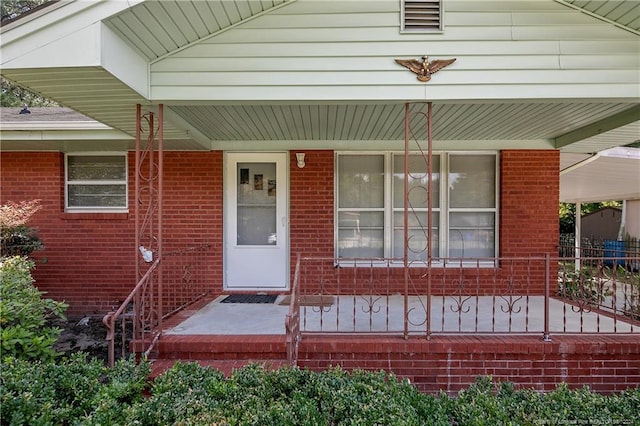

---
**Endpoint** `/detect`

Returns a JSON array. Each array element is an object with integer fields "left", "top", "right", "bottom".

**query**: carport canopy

[{"left": 560, "top": 147, "right": 640, "bottom": 203}]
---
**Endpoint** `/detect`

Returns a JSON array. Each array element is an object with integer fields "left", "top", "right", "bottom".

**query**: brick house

[{"left": 1, "top": 1, "right": 639, "bottom": 393}]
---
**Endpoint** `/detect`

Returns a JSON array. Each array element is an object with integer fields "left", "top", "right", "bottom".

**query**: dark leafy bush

[
  {"left": 1, "top": 360, "right": 638, "bottom": 425},
  {"left": 0, "top": 353, "right": 150, "bottom": 426},
  {"left": 0, "top": 256, "right": 67, "bottom": 361}
]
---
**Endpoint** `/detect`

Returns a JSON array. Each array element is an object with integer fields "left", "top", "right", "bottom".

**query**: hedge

[{"left": 1, "top": 356, "right": 638, "bottom": 426}]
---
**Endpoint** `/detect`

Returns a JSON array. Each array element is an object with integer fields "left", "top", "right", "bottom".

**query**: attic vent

[{"left": 402, "top": 0, "right": 442, "bottom": 32}]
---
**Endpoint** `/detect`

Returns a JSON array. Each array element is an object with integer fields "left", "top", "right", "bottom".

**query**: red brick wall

[
  {"left": 500, "top": 150, "right": 560, "bottom": 258},
  {"left": 2, "top": 149, "right": 559, "bottom": 314},
  {"left": 293, "top": 150, "right": 560, "bottom": 295},
  {"left": 0, "top": 151, "right": 222, "bottom": 316},
  {"left": 298, "top": 335, "right": 640, "bottom": 395},
  {"left": 289, "top": 150, "right": 335, "bottom": 267}
]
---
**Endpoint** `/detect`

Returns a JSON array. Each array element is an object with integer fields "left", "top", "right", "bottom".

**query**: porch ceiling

[
  {"left": 1, "top": 99, "right": 638, "bottom": 153},
  {"left": 167, "top": 102, "right": 639, "bottom": 152}
]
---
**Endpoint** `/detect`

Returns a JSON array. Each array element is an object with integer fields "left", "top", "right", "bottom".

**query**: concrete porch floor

[{"left": 164, "top": 294, "right": 637, "bottom": 336}]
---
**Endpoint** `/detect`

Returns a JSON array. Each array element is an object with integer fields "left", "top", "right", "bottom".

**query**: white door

[{"left": 224, "top": 153, "right": 288, "bottom": 290}]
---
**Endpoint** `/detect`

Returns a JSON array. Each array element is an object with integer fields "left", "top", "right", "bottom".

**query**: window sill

[
  {"left": 335, "top": 259, "right": 498, "bottom": 269},
  {"left": 61, "top": 212, "right": 129, "bottom": 220}
]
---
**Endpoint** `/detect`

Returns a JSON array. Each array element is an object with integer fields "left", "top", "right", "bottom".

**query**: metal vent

[{"left": 402, "top": 0, "right": 442, "bottom": 32}]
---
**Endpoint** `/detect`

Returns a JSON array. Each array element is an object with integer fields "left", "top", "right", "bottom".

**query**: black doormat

[{"left": 221, "top": 294, "right": 277, "bottom": 304}]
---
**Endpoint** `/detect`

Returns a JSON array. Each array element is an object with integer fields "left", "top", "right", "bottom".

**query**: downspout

[
  {"left": 617, "top": 200, "right": 626, "bottom": 240},
  {"left": 574, "top": 202, "right": 581, "bottom": 272}
]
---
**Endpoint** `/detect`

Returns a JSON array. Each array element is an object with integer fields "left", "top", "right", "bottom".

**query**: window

[
  {"left": 336, "top": 152, "right": 497, "bottom": 262},
  {"left": 448, "top": 154, "right": 496, "bottom": 259},
  {"left": 401, "top": 0, "right": 443, "bottom": 32},
  {"left": 65, "top": 154, "right": 128, "bottom": 211}
]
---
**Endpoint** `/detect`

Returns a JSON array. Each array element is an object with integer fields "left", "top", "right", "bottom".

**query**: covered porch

[{"left": 113, "top": 250, "right": 640, "bottom": 394}]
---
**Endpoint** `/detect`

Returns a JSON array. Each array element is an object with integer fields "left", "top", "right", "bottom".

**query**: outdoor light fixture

[{"left": 296, "top": 152, "right": 306, "bottom": 168}]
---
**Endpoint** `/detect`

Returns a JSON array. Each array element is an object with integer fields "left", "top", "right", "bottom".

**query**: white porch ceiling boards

[
  {"left": 169, "top": 102, "right": 637, "bottom": 148},
  {"left": 104, "top": 0, "right": 292, "bottom": 61}
]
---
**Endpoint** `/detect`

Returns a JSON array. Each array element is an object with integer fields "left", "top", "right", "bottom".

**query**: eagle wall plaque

[{"left": 395, "top": 56, "right": 456, "bottom": 82}]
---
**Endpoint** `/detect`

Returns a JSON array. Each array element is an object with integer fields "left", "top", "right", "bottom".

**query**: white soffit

[
  {"left": 560, "top": 147, "right": 640, "bottom": 203},
  {"left": 556, "top": 0, "right": 640, "bottom": 34}
]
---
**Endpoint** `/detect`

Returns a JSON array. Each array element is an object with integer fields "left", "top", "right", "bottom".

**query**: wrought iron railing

[
  {"left": 103, "top": 244, "right": 211, "bottom": 367},
  {"left": 559, "top": 235, "right": 640, "bottom": 260},
  {"left": 286, "top": 254, "right": 638, "bottom": 347},
  {"left": 285, "top": 254, "right": 302, "bottom": 366},
  {"left": 557, "top": 255, "right": 640, "bottom": 330}
]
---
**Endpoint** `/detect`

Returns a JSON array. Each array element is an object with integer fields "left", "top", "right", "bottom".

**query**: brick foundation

[{"left": 297, "top": 335, "right": 640, "bottom": 395}]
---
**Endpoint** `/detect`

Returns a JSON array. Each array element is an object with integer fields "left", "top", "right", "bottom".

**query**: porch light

[{"left": 296, "top": 152, "right": 306, "bottom": 168}]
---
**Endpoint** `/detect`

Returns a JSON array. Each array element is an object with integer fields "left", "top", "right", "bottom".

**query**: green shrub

[
  {"left": 129, "top": 361, "right": 228, "bottom": 425},
  {"left": 0, "top": 256, "right": 67, "bottom": 361},
  {"left": 0, "top": 353, "right": 150, "bottom": 426},
  {"left": 1, "top": 359, "right": 638, "bottom": 425}
]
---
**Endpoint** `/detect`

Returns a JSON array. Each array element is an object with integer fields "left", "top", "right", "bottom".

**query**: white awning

[{"left": 560, "top": 147, "right": 640, "bottom": 203}]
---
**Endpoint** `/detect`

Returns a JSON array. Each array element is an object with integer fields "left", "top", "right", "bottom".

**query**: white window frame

[
  {"left": 335, "top": 151, "right": 498, "bottom": 266},
  {"left": 65, "top": 153, "right": 128, "bottom": 213}
]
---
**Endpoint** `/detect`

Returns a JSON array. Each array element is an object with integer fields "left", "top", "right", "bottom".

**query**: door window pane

[{"left": 237, "top": 162, "right": 277, "bottom": 246}]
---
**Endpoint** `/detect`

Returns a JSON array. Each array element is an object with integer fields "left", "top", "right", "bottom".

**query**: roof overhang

[{"left": 560, "top": 147, "right": 640, "bottom": 203}]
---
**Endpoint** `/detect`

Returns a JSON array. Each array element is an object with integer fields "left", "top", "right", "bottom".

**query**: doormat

[
  {"left": 221, "top": 294, "right": 277, "bottom": 304},
  {"left": 279, "top": 295, "right": 335, "bottom": 307}
]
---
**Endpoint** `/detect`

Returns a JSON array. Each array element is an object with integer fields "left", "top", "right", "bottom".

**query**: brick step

[
  {"left": 150, "top": 359, "right": 288, "bottom": 379},
  {"left": 147, "top": 334, "right": 288, "bottom": 379}
]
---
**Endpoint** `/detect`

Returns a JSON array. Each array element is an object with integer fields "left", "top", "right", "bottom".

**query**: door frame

[{"left": 223, "top": 151, "right": 290, "bottom": 291}]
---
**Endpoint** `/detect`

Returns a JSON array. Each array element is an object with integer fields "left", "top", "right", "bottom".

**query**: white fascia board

[
  {"left": 0, "top": 129, "right": 134, "bottom": 141},
  {"left": 561, "top": 191, "right": 640, "bottom": 204},
  {"left": 0, "top": 121, "right": 112, "bottom": 131},
  {"left": 1, "top": 0, "right": 144, "bottom": 68},
  {"left": 100, "top": 23, "right": 150, "bottom": 98},
  {"left": 2, "top": 23, "right": 101, "bottom": 68},
  {"left": 209, "top": 139, "right": 554, "bottom": 151},
  {"left": 151, "top": 84, "right": 640, "bottom": 103}
]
